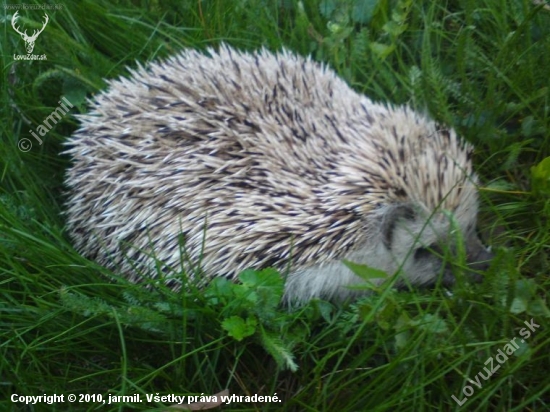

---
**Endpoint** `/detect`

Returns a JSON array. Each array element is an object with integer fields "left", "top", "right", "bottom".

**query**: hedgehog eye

[
  {"left": 414, "top": 244, "right": 439, "bottom": 260},
  {"left": 414, "top": 247, "right": 430, "bottom": 260}
]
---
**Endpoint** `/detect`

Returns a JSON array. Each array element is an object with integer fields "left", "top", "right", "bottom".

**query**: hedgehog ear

[{"left": 382, "top": 204, "right": 416, "bottom": 250}]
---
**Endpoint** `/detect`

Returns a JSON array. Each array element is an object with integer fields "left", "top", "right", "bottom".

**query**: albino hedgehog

[{"left": 64, "top": 45, "right": 492, "bottom": 305}]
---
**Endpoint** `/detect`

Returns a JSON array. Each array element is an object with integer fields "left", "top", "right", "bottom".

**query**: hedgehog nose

[{"left": 466, "top": 247, "right": 493, "bottom": 282}]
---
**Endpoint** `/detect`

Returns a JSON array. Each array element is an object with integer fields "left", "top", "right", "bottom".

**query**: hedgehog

[{"left": 63, "top": 44, "right": 492, "bottom": 305}]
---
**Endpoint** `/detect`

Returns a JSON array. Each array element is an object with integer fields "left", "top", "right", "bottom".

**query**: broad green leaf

[
  {"left": 531, "top": 156, "right": 550, "bottom": 196},
  {"left": 221, "top": 316, "right": 257, "bottom": 341},
  {"left": 343, "top": 260, "right": 389, "bottom": 280}
]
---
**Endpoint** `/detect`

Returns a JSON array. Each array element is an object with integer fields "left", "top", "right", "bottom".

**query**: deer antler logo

[{"left": 11, "top": 11, "right": 49, "bottom": 54}]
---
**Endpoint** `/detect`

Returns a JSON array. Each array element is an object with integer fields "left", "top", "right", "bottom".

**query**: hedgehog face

[
  {"left": 284, "top": 202, "right": 492, "bottom": 305},
  {"left": 380, "top": 204, "right": 492, "bottom": 288}
]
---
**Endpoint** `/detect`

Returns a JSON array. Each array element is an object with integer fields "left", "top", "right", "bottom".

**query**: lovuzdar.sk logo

[{"left": 12, "top": 11, "right": 49, "bottom": 60}]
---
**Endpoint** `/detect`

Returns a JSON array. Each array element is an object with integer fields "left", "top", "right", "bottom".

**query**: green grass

[{"left": 1, "top": 0, "right": 550, "bottom": 411}]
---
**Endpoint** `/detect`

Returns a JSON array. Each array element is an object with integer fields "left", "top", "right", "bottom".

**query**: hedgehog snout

[
  {"left": 465, "top": 242, "right": 493, "bottom": 282},
  {"left": 444, "top": 237, "right": 493, "bottom": 285}
]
